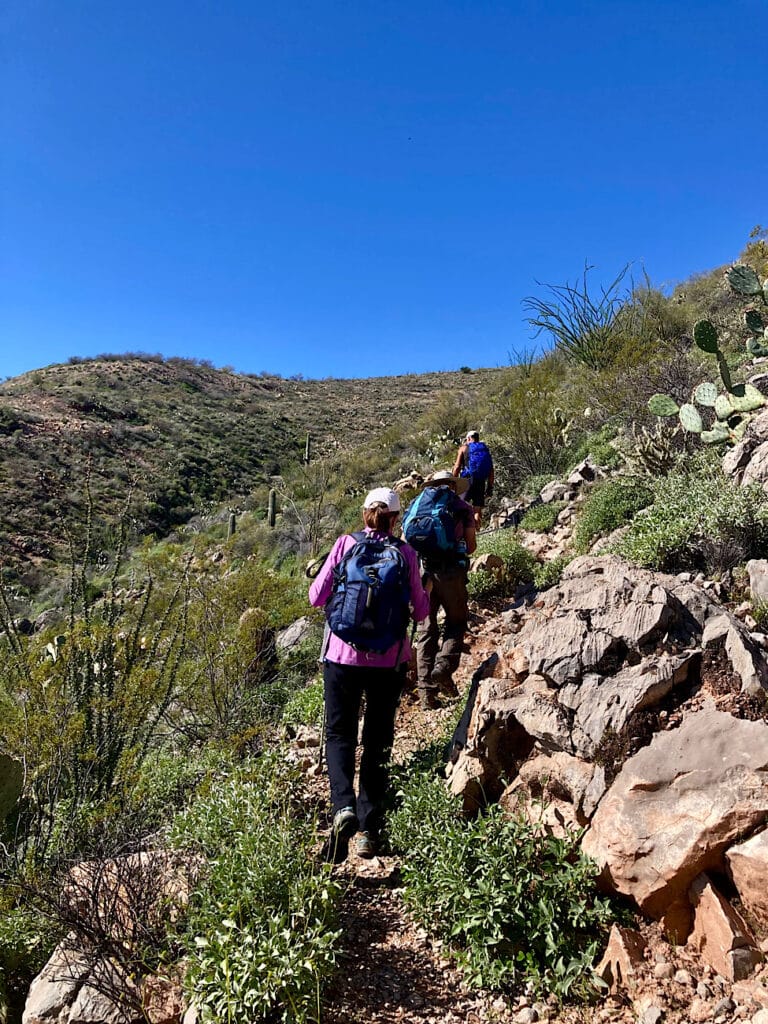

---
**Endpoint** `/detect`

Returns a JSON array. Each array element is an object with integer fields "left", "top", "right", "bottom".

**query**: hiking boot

[
  {"left": 354, "top": 832, "right": 378, "bottom": 859},
  {"left": 419, "top": 689, "right": 441, "bottom": 711},
  {"left": 321, "top": 806, "right": 358, "bottom": 864},
  {"left": 430, "top": 665, "right": 458, "bottom": 698}
]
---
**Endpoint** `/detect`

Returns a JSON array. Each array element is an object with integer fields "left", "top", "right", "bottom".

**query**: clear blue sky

[{"left": 2, "top": 0, "right": 765, "bottom": 381}]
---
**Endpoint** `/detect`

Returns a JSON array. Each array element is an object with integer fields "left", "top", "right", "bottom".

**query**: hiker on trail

[
  {"left": 402, "top": 471, "right": 476, "bottom": 710},
  {"left": 309, "top": 487, "right": 429, "bottom": 864},
  {"left": 452, "top": 430, "right": 494, "bottom": 527}
]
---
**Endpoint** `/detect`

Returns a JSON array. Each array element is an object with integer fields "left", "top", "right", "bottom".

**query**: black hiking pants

[{"left": 323, "top": 661, "right": 404, "bottom": 836}]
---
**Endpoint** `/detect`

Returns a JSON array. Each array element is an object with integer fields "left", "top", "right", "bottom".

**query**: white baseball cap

[{"left": 363, "top": 487, "right": 401, "bottom": 512}]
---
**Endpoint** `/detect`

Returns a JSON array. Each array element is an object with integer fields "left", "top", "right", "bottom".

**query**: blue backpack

[
  {"left": 465, "top": 441, "right": 493, "bottom": 479},
  {"left": 325, "top": 533, "right": 411, "bottom": 652},
  {"left": 402, "top": 487, "right": 459, "bottom": 560}
]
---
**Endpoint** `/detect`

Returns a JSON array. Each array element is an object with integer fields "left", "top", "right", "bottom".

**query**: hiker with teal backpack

[
  {"left": 402, "top": 471, "right": 477, "bottom": 710},
  {"left": 452, "top": 430, "right": 494, "bottom": 527},
  {"left": 309, "top": 487, "right": 429, "bottom": 863}
]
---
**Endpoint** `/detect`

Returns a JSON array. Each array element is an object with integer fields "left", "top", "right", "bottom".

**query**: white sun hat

[{"left": 363, "top": 487, "right": 401, "bottom": 512}]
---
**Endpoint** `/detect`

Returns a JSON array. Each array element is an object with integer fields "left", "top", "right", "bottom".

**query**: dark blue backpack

[
  {"left": 325, "top": 533, "right": 411, "bottom": 652},
  {"left": 465, "top": 441, "right": 492, "bottom": 479},
  {"left": 402, "top": 487, "right": 459, "bottom": 560}
]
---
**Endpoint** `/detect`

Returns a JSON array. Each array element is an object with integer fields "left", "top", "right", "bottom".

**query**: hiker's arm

[
  {"left": 464, "top": 523, "right": 477, "bottom": 555},
  {"left": 408, "top": 551, "right": 430, "bottom": 621},
  {"left": 308, "top": 536, "right": 348, "bottom": 607},
  {"left": 451, "top": 445, "right": 466, "bottom": 478}
]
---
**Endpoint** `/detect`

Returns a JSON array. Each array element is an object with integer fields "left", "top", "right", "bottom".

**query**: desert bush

[
  {"left": 171, "top": 754, "right": 341, "bottom": 1024},
  {"left": 282, "top": 680, "right": 324, "bottom": 728},
  {"left": 572, "top": 424, "right": 623, "bottom": 470},
  {"left": 467, "top": 532, "right": 535, "bottom": 603},
  {"left": 486, "top": 357, "right": 577, "bottom": 491},
  {"left": 533, "top": 555, "right": 573, "bottom": 591},
  {"left": 523, "top": 263, "right": 641, "bottom": 372},
  {"left": 573, "top": 479, "right": 654, "bottom": 554},
  {"left": 389, "top": 768, "right": 613, "bottom": 999},
  {"left": 615, "top": 452, "right": 768, "bottom": 573},
  {"left": 0, "top": 486, "right": 191, "bottom": 865},
  {"left": 520, "top": 501, "right": 565, "bottom": 533},
  {"left": 171, "top": 560, "right": 309, "bottom": 747}
]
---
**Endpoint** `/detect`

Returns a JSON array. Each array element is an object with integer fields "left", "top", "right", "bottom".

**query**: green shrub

[
  {"left": 388, "top": 772, "right": 613, "bottom": 999},
  {"left": 533, "top": 555, "right": 572, "bottom": 591},
  {"left": 614, "top": 454, "right": 768, "bottom": 573},
  {"left": 573, "top": 479, "right": 654, "bottom": 553},
  {"left": 282, "top": 680, "right": 324, "bottom": 728},
  {"left": 467, "top": 532, "right": 535, "bottom": 602},
  {"left": 573, "top": 425, "right": 623, "bottom": 470},
  {"left": 485, "top": 358, "right": 577, "bottom": 491},
  {"left": 520, "top": 501, "right": 565, "bottom": 533},
  {"left": 171, "top": 754, "right": 341, "bottom": 1024}
]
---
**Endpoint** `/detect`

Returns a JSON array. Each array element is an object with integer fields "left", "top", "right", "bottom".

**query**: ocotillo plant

[{"left": 648, "top": 319, "right": 765, "bottom": 444}]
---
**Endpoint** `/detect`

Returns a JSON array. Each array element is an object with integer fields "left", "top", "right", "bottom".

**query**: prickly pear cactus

[
  {"left": 648, "top": 394, "right": 679, "bottom": 417},
  {"left": 727, "top": 264, "right": 763, "bottom": 297},
  {"left": 648, "top": 317, "right": 767, "bottom": 445},
  {"left": 679, "top": 404, "right": 703, "bottom": 433},
  {"left": 694, "top": 382, "right": 718, "bottom": 407},
  {"left": 693, "top": 319, "right": 719, "bottom": 353}
]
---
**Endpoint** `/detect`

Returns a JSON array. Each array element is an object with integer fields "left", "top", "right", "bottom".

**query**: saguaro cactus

[
  {"left": 268, "top": 489, "right": 276, "bottom": 527},
  {"left": 304, "top": 433, "right": 312, "bottom": 465},
  {"left": 228, "top": 512, "right": 237, "bottom": 539}
]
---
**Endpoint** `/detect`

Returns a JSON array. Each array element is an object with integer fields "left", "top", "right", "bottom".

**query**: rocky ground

[{"left": 305, "top": 604, "right": 768, "bottom": 1024}]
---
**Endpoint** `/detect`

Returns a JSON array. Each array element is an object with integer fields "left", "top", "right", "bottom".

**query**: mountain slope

[{"left": 0, "top": 357, "right": 503, "bottom": 588}]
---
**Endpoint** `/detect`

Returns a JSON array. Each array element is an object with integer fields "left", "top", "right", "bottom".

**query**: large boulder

[
  {"left": 726, "top": 829, "right": 768, "bottom": 931},
  {"left": 723, "top": 407, "right": 768, "bottom": 490},
  {"left": 582, "top": 708, "right": 768, "bottom": 926},
  {"left": 450, "top": 556, "right": 768, "bottom": 812}
]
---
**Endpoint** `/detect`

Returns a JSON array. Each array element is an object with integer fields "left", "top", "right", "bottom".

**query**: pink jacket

[{"left": 309, "top": 529, "right": 430, "bottom": 668}]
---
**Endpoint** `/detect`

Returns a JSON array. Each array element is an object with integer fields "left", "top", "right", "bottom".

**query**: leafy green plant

[
  {"left": 388, "top": 772, "right": 613, "bottom": 999},
  {"left": 573, "top": 479, "right": 654, "bottom": 553},
  {"left": 171, "top": 754, "right": 341, "bottom": 1024},
  {"left": 520, "top": 501, "right": 565, "bottom": 533},
  {"left": 282, "top": 680, "right": 324, "bottom": 728},
  {"left": 614, "top": 452, "right": 768, "bottom": 573},
  {"left": 533, "top": 555, "right": 572, "bottom": 591},
  {"left": 467, "top": 532, "right": 536, "bottom": 603}
]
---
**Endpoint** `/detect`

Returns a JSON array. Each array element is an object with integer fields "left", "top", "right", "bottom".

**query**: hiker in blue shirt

[{"left": 452, "top": 430, "right": 494, "bottom": 528}]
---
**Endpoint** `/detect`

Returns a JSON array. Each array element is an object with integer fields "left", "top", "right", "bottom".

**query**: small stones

[
  {"left": 676, "top": 969, "right": 695, "bottom": 986},
  {"left": 697, "top": 982, "right": 714, "bottom": 999},
  {"left": 713, "top": 996, "right": 735, "bottom": 1018},
  {"left": 640, "top": 1006, "right": 665, "bottom": 1024},
  {"left": 654, "top": 962, "right": 675, "bottom": 980},
  {"left": 688, "top": 996, "right": 714, "bottom": 1022}
]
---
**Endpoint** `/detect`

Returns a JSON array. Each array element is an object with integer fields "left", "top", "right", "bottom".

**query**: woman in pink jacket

[{"left": 309, "top": 487, "right": 429, "bottom": 862}]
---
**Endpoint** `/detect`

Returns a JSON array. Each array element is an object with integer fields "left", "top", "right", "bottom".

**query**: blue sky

[{"left": 2, "top": 0, "right": 765, "bottom": 381}]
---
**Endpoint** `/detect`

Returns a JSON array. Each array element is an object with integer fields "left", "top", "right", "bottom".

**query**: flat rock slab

[{"left": 582, "top": 707, "right": 768, "bottom": 921}]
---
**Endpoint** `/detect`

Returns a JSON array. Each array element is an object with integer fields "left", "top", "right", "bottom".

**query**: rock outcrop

[{"left": 449, "top": 552, "right": 768, "bottom": 978}]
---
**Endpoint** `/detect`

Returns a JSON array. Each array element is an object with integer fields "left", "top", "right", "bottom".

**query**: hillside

[{"left": 0, "top": 357, "right": 504, "bottom": 591}]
